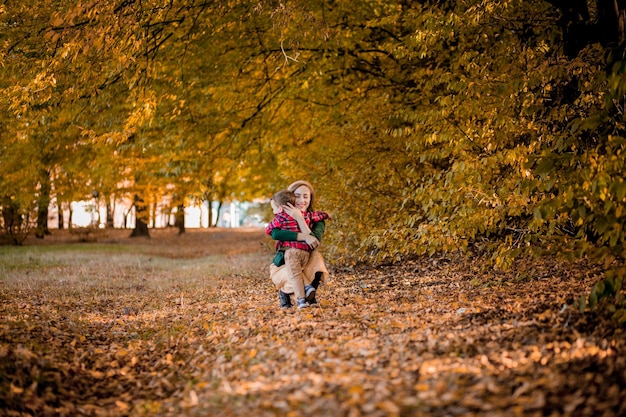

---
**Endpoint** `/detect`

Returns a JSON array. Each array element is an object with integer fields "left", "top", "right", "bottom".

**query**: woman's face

[{"left": 293, "top": 185, "right": 311, "bottom": 211}]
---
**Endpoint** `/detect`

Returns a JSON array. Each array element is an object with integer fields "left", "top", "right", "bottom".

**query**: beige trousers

[
  {"left": 270, "top": 250, "right": 329, "bottom": 295},
  {"left": 284, "top": 248, "right": 310, "bottom": 299}
]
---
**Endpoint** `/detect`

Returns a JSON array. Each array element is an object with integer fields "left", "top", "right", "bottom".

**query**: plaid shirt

[{"left": 266, "top": 210, "right": 330, "bottom": 251}]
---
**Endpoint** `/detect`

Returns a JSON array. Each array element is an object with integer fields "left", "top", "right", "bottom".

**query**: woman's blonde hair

[{"left": 287, "top": 180, "right": 315, "bottom": 211}]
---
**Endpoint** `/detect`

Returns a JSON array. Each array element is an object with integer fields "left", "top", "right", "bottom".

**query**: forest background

[{"left": 1, "top": 0, "right": 626, "bottom": 317}]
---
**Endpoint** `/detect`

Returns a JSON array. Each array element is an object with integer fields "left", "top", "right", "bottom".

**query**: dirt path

[{"left": 1, "top": 228, "right": 624, "bottom": 416}]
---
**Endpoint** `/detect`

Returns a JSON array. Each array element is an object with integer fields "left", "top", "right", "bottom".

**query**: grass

[
  {"left": 1, "top": 246, "right": 262, "bottom": 281},
  {"left": 0, "top": 228, "right": 268, "bottom": 293}
]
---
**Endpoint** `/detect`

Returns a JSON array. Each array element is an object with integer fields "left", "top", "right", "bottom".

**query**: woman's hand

[{"left": 283, "top": 203, "right": 304, "bottom": 222}]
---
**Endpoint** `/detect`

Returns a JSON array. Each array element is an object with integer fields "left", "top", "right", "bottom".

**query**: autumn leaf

[{"left": 0, "top": 228, "right": 623, "bottom": 416}]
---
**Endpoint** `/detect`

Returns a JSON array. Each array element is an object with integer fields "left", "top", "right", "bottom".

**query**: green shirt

[{"left": 270, "top": 220, "right": 326, "bottom": 266}]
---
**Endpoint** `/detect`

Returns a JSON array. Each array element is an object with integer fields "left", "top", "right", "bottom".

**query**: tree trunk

[
  {"left": 92, "top": 191, "right": 101, "bottom": 228},
  {"left": 129, "top": 196, "right": 150, "bottom": 238},
  {"left": 58, "top": 206, "right": 64, "bottom": 230},
  {"left": 597, "top": 0, "right": 626, "bottom": 52},
  {"left": 123, "top": 205, "right": 133, "bottom": 229},
  {"left": 205, "top": 176, "right": 215, "bottom": 227},
  {"left": 106, "top": 196, "right": 114, "bottom": 229},
  {"left": 130, "top": 218, "right": 150, "bottom": 237},
  {"left": 151, "top": 200, "right": 157, "bottom": 228},
  {"left": 175, "top": 204, "right": 185, "bottom": 234},
  {"left": 548, "top": 0, "right": 626, "bottom": 58},
  {"left": 1, "top": 197, "right": 30, "bottom": 245},
  {"left": 207, "top": 199, "right": 213, "bottom": 228},
  {"left": 35, "top": 169, "right": 51, "bottom": 239},
  {"left": 1, "top": 197, "right": 20, "bottom": 233},
  {"left": 215, "top": 200, "right": 223, "bottom": 228}
]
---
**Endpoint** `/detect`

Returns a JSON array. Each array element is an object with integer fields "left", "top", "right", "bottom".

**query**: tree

[{"left": 1, "top": 0, "right": 625, "bottom": 290}]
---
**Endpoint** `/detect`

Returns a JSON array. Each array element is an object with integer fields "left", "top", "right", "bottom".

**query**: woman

[{"left": 269, "top": 180, "right": 330, "bottom": 308}]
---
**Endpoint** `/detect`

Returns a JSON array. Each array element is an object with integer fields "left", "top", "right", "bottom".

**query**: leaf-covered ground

[{"left": 0, "top": 228, "right": 624, "bottom": 416}]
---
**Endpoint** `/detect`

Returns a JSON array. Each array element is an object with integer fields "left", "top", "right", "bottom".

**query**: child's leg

[{"left": 284, "top": 248, "right": 310, "bottom": 300}]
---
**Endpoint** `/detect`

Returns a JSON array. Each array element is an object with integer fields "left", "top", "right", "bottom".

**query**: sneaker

[
  {"left": 279, "top": 290, "right": 292, "bottom": 308},
  {"left": 297, "top": 298, "right": 308, "bottom": 309},
  {"left": 304, "top": 285, "right": 316, "bottom": 303}
]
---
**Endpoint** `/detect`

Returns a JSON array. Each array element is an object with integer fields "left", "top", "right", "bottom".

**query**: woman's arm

[
  {"left": 270, "top": 217, "right": 325, "bottom": 247},
  {"left": 309, "top": 220, "right": 326, "bottom": 242}
]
